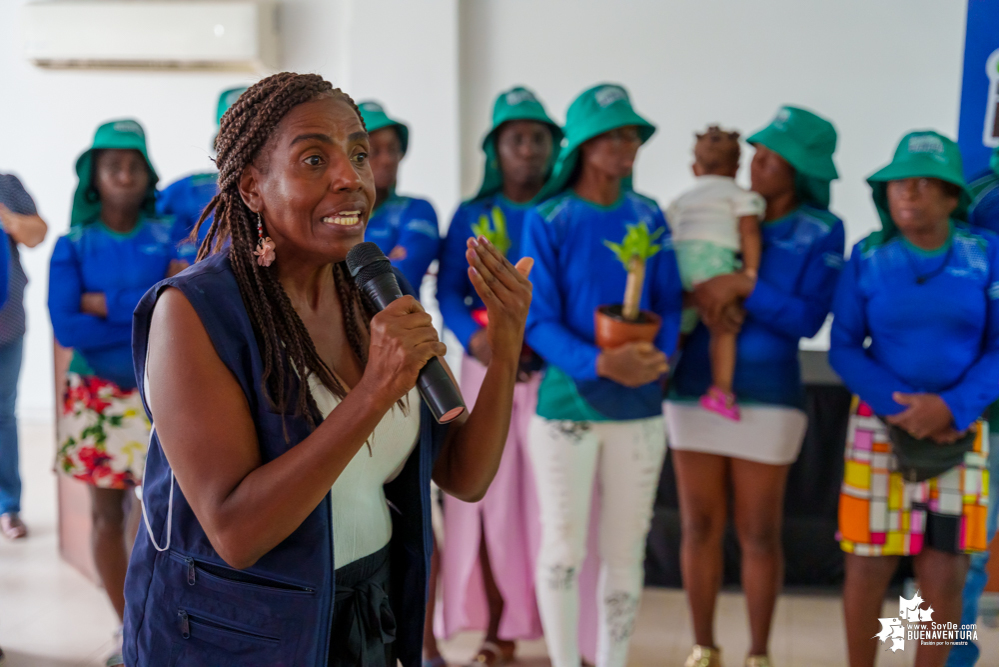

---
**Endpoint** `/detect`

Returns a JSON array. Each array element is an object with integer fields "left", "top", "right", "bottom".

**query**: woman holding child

[{"left": 665, "top": 106, "right": 846, "bottom": 667}]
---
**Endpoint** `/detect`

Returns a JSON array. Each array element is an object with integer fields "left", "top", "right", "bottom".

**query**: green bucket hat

[
  {"left": 538, "top": 83, "right": 655, "bottom": 201},
  {"left": 864, "top": 130, "right": 971, "bottom": 248},
  {"left": 473, "top": 86, "right": 563, "bottom": 201},
  {"left": 216, "top": 86, "right": 248, "bottom": 126},
  {"left": 71, "top": 119, "right": 159, "bottom": 228},
  {"left": 212, "top": 86, "right": 248, "bottom": 151},
  {"left": 747, "top": 106, "right": 839, "bottom": 210},
  {"left": 358, "top": 101, "right": 410, "bottom": 156}
]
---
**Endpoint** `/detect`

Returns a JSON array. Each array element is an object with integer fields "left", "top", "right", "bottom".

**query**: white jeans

[{"left": 528, "top": 415, "right": 667, "bottom": 667}]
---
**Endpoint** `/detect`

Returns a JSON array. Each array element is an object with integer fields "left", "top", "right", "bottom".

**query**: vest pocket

[
  {"left": 178, "top": 609, "right": 280, "bottom": 644},
  {"left": 173, "top": 609, "right": 289, "bottom": 667},
  {"left": 168, "top": 550, "right": 315, "bottom": 595}
]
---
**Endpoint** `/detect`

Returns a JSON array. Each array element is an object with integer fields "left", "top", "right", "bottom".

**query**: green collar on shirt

[
  {"left": 570, "top": 190, "right": 626, "bottom": 212},
  {"left": 95, "top": 217, "right": 148, "bottom": 240},
  {"left": 899, "top": 220, "right": 955, "bottom": 258}
]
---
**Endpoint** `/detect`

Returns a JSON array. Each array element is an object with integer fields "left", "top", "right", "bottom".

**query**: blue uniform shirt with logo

[
  {"left": 48, "top": 218, "right": 180, "bottom": 389},
  {"left": 522, "top": 191, "right": 683, "bottom": 421},
  {"left": 365, "top": 193, "right": 439, "bottom": 291},
  {"left": 157, "top": 172, "right": 219, "bottom": 260},
  {"left": 829, "top": 224, "right": 999, "bottom": 431},
  {"left": 437, "top": 194, "right": 533, "bottom": 351}
]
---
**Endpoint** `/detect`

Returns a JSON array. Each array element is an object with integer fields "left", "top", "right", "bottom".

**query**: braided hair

[{"left": 190, "top": 72, "right": 375, "bottom": 430}]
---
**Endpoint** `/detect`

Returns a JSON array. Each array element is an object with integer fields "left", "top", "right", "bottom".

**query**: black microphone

[{"left": 346, "top": 242, "right": 466, "bottom": 424}]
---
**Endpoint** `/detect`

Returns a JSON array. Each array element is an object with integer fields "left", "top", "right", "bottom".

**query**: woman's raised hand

[
  {"left": 465, "top": 237, "right": 533, "bottom": 367},
  {"left": 361, "top": 295, "right": 448, "bottom": 406}
]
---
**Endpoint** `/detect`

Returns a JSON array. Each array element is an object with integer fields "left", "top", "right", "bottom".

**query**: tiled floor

[{"left": 1, "top": 419, "right": 997, "bottom": 666}]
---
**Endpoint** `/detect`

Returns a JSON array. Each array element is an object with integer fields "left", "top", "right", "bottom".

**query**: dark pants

[
  {"left": 329, "top": 545, "right": 396, "bottom": 667},
  {"left": 0, "top": 337, "right": 23, "bottom": 515}
]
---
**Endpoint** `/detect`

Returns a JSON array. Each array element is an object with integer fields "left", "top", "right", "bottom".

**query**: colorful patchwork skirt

[
  {"left": 838, "top": 397, "right": 990, "bottom": 556},
  {"left": 56, "top": 373, "right": 149, "bottom": 489}
]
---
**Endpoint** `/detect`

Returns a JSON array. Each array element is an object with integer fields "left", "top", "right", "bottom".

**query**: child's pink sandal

[{"left": 700, "top": 386, "right": 740, "bottom": 421}]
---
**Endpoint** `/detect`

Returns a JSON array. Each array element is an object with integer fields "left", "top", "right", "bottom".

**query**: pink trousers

[{"left": 440, "top": 357, "right": 598, "bottom": 660}]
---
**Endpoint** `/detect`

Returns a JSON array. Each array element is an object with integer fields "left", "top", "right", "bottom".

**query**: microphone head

[{"left": 346, "top": 242, "right": 389, "bottom": 278}]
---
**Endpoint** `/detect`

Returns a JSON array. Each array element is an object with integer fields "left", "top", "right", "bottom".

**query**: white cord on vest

[{"left": 139, "top": 425, "right": 174, "bottom": 552}]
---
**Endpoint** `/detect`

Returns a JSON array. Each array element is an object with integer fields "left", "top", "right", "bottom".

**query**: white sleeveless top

[{"left": 309, "top": 376, "right": 421, "bottom": 568}]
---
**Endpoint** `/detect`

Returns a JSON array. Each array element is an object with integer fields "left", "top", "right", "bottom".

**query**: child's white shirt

[{"left": 666, "top": 175, "right": 765, "bottom": 251}]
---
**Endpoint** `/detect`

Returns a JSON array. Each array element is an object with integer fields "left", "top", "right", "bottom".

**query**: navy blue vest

[{"left": 123, "top": 252, "right": 448, "bottom": 666}]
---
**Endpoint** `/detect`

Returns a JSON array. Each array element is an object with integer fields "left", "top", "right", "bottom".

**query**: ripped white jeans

[{"left": 528, "top": 415, "right": 667, "bottom": 667}]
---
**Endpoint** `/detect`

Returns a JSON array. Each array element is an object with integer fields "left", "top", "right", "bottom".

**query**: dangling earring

[{"left": 253, "top": 211, "right": 276, "bottom": 267}]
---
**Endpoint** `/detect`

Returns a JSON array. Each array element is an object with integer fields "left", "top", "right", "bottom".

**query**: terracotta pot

[{"left": 594, "top": 305, "right": 661, "bottom": 349}]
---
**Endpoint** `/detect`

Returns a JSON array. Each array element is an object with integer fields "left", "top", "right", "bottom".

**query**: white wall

[
  {"left": 0, "top": 0, "right": 459, "bottom": 417},
  {"left": 0, "top": 0, "right": 971, "bottom": 415},
  {"left": 459, "top": 0, "right": 967, "bottom": 243},
  {"left": 459, "top": 0, "right": 967, "bottom": 349}
]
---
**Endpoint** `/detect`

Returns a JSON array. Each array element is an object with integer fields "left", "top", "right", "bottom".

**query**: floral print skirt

[{"left": 57, "top": 373, "right": 149, "bottom": 489}]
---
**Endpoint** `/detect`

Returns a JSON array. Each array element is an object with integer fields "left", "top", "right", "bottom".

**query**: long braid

[
  {"left": 191, "top": 72, "right": 378, "bottom": 430},
  {"left": 334, "top": 263, "right": 368, "bottom": 365}
]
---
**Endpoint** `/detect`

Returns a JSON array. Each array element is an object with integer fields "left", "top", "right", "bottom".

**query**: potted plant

[{"left": 596, "top": 221, "right": 664, "bottom": 349}]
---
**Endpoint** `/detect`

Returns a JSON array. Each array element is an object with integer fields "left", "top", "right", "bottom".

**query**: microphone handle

[{"left": 360, "top": 274, "right": 467, "bottom": 424}]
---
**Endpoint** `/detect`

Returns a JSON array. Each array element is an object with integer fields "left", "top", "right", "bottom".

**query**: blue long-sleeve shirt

[
  {"left": 365, "top": 193, "right": 439, "bottom": 291},
  {"left": 437, "top": 194, "right": 533, "bottom": 351},
  {"left": 829, "top": 225, "right": 999, "bottom": 432},
  {"left": 49, "top": 218, "right": 179, "bottom": 389},
  {"left": 670, "top": 205, "right": 846, "bottom": 408},
  {"left": 157, "top": 172, "right": 218, "bottom": 260},
  {"left": 523, "top": 191, "right": 683, "bottom": 421}
]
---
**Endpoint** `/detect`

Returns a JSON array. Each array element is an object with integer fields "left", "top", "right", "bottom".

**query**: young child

[{"left": 667, "top": 126, "right": 764, "bottom": 420}]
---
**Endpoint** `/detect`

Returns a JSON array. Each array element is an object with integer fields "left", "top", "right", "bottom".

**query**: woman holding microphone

[{"left": 123, "top": 72, "right": 533, "bottom": 667}]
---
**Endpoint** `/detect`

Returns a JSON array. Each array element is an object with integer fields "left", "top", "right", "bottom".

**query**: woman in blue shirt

[
  {"left": 436, "top": 86, "right": 565, "bottom": 667},
  {"left": 48, "top": 119, "right": 185, "bottom": 666},
  {"left": 522, "top": 83, "right": 682, "bottom": 667},
  {"left": 357, "top": 101, "right": 440, "bottom": 292},
  {"left": 124, "top": 73, "right": 534, "bottom": 667},
  {"left": 666, "top": 107, "right": 845, "bottom": 667},
  {"left": 831, "top": 132, "right": 998, "bottom": 667}
]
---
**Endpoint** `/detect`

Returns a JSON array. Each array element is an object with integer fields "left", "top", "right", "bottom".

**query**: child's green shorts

[{"left": 675, "top": 240, "right": 739, "bottom": 334}]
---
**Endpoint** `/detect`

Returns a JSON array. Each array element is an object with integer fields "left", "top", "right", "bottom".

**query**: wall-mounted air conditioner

[{"left": 21, "top": 0, "right": 280, "bottom": 71}]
